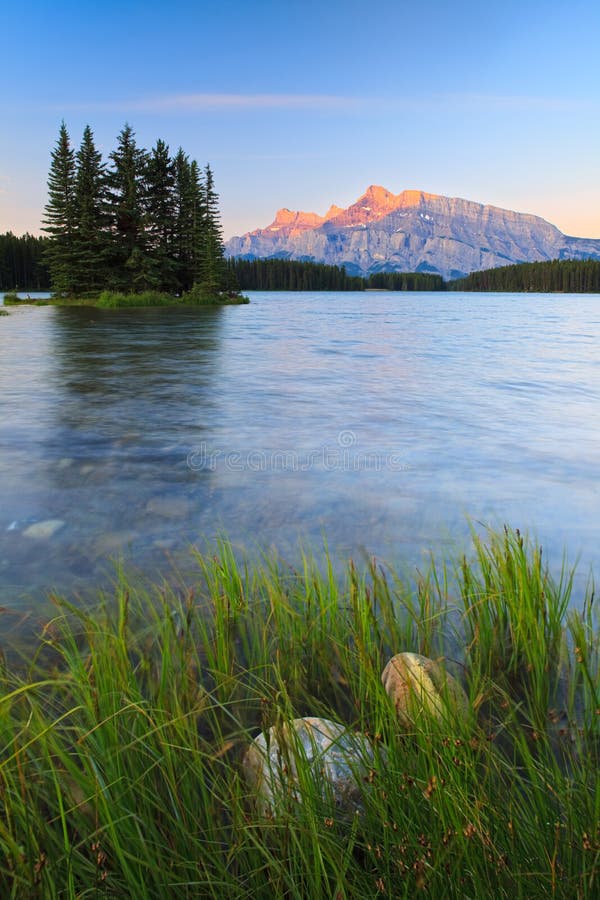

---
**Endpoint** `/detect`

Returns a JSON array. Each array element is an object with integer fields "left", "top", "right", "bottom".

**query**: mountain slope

[{"left": 225, "top": 187, "right": 600, "bottom": 280}]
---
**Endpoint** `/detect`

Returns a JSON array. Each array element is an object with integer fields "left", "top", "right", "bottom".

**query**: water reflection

[{"left": 0, "top": 304, "right": 227, "bottom": 612}]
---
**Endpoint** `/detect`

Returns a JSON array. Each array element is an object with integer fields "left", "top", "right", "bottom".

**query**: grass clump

[
  {"left": 0, "top": 528, "right": 598, "bottom": 897},
  {"left": 95, "top": 290, "right": 177, "bottom": 308},
  {"left": 182, "top": 282, "right": 250, "bottom": 305},
  {"left": 95, "top": 286, "right": 249, "bottom": 308}
]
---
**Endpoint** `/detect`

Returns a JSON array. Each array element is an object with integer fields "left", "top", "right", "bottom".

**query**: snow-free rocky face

[{"left": 226, "top": 186, "right": 600, "bottom": 280}]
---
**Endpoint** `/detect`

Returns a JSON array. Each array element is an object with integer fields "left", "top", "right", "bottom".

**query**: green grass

[
  {"left": 0, "top": 527, "right": 598, "bottom": 897},
  {"left": 2, "top": 292, "right": 21, "bottom": 305},
  {"left": 95, "top": 290, "right": 185, "bottom": 308},
  {"left": 2, "top": 287, "right": 249, "bottom": 308}
]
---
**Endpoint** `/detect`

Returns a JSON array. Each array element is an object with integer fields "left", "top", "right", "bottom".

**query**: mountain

[{"left": 225, "top": 186, "right": 600, "bottom": 280}]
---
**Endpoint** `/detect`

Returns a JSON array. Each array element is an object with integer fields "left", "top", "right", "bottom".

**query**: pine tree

[
  {"left": 198, "top": 164, "right": 227, "bottom": 294},
  {"left": 105, "top": 124, "right": 148, "bottom": 291},
  {"left": 172, "top": 149, "right": 197, "bottom": 292},
  {"left": 42, "top": 121, "right": 77, "bottom": 293},
  {"left": 72, "top": 125, "right": 107, "bottom": 294},
  {"left": 189, "top": 160, "right": 206, "bottom": 286},
  {"left": 144, "top": 138, "right": 177, "bottom": 291}
]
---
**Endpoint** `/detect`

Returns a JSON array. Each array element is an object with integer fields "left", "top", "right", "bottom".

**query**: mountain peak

[
  {"left": 255, "top": 207, "right": 325, "bottom": 236},
  {"left": 226, "top": 185, "right": 600, "bottom": 280},
  {"left": 362, "top": 184, "right": 396, "bottom": 202},
  {"left": 356, "top": 184, "right": 400, "bottom": 214},
  {"left": 325, "top": 204, "right": 344, "bottom": 220}
]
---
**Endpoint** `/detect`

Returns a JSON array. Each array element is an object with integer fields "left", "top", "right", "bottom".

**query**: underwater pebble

[
  {"left": 22, "top": 519, "right": 65, "bottom": 539},
  {"left": 92, "top": 531, "right": 138, "bottom": 556},
  {"left": 145, "top": 495, "right": 193, "bottom": 518}
]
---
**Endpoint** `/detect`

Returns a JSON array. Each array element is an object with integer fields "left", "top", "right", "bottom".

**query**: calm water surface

[{"left": 1, "top": 291, "right": 599, "bottom": 619}]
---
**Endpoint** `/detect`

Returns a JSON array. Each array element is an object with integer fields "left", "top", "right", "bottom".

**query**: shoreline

[{"left": 2, "top": 289, "right": 249, "bottom": 308}]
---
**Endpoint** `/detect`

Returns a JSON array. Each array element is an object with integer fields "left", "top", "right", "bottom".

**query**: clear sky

[{"left": 2, "top": 0, "right": 600, "bottom": 240}]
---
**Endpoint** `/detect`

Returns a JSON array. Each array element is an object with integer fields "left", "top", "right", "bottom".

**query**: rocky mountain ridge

[{"left": 225, "top": 186, "right": 600, "bottom": 280}]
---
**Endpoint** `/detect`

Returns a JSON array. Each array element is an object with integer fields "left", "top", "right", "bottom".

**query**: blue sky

[{"left": 2, "top": 0, "right": 600, "bottom": 239}]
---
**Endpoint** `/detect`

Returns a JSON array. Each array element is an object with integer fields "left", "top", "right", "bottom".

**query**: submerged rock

[
  {"left": 242, "top": 716, "right": 374, "bottom": 818},
  {"left": 145, "top": 495, "right": 193, "bottom": 519},
  {"left": 382, "top": 651, "right": 469, "bottom": 728},
  {"left": 22, "top": 519, "right": 65, "bottom": 539},
  {"left": 92, "top": 530, "right": 138, "bottom": 556}
]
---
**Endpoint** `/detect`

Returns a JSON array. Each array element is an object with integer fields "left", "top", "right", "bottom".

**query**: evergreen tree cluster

[
  {"left": 43, "top": 122, "right": 231, "bottom": 296},
  {"left": 227, "top": 257, "right": 364, "bottom": 290},
  {"left": 227, "top": 257, "right": 447, "bottom": 291},
  {"left": 0, "top": 232, "right": 49, "bottom": 291},
  {"left": 365, "top": 271, "right": 445, "bottom": 291},
  {"left": 451, "top": 258, "right": 600, "bottom": 293}
]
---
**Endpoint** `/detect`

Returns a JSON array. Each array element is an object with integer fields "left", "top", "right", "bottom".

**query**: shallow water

[{"left": 1, "top": 291, "right": 599, "bottom": 618}]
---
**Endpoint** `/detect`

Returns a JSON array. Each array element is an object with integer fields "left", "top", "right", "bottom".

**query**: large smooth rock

[
  {"left": 382, "top": 652, "right": 469, "bottom": 728},
  {"left": 242, "top": 716, "right": 374, "bottom": 818}
]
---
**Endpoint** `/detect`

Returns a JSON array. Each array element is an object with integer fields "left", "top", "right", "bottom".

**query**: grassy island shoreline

[
  {"left": 0, "top": 528, "right": 598, "bottom": 897},
  {"left": 3, "top": 287, "right": 249, "bottom": 308}
]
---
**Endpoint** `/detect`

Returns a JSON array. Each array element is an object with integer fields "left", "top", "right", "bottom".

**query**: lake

[{"left": 1, "top": 290, "right": 599, "bottom": 621}]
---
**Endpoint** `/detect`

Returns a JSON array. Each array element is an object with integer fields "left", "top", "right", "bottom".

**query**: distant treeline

[
  {"left": 451, "top": 258, "right": 600, "bottom": 293},
  {"left": 5, "top": 231, "right": 600, "bottom": 295},
  {"left": 0, "top": 232, "right": 49, "bottom": 291},
  {"left": 226, "top": 258, "right": 364, "bottom": 290},
  {"left": 365, "top": 271, "right": 446, "bottom": 291},
  {"left": 226, "top": 257, "right": 445, "bottom": 291}
]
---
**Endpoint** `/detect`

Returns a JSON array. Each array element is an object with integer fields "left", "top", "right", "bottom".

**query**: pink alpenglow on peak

[
  {"left": 324, "top": 204, "right": 344, "bottom": 220},
  {"left": 252, "top": 207, "right": 327, "bottom": 238},
  {"left": 226, "top": 185, "right": 600, "bottom": 280}
]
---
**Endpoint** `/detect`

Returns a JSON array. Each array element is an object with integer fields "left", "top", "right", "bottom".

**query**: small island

[
  {"left": 3, "top": 287, "right": 249, "bottom": 308},
  {"left": 18, "top": 122, "right": 248, "bottom": 308}
]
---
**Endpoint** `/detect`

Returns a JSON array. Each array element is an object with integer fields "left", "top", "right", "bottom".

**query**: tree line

[
  {"left": 42, "top": 122, "right": 232, "bottom": 297},
  {"left": 0, "top": 232, "right": 49, "bottom": 291},
  {"left": 226, "top": 257, "right": 364, "bottom": 290},
  {"left": 451, "top": 258, "right": 600, "bottom": 293},
  {"left": 226, "top": 258, "right": 446, "bottom": 291},
  {"left": 226, "top": 258, "right": 600, "bottom": 292},
  {"left": 365, "top": 271, "right": 446, "bottom": 291},
  {"left": 6, "top": 220, "right": 600, "bottom": 296}
]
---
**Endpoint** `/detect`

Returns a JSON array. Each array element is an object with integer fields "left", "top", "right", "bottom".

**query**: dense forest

[
  {"left": 226, "top": 257, "right": 364, "bottom": 290},
  {"left": 226, "top": 258, "right": 446, "bottom": 291},
  {"left": 231, "top": 258, "right": 600, "bottom": 293},
  {"left": 0, "top": 232, "right": 49, "bottom": 291},
  {"left": 365, "top": 271, "right": 446, "bottom": 291},
  {"left": 451, "top": 258, "right": 600, "bottom": 292},
  {"left": 42, "top": 122, "right": 233, "bottom": 297}
]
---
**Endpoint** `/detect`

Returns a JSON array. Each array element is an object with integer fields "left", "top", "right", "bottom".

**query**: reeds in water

[{"left": 0, "top": 528, "right": 597, "bottom": 897}]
